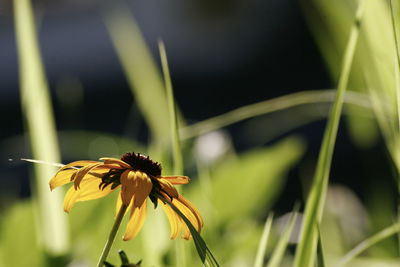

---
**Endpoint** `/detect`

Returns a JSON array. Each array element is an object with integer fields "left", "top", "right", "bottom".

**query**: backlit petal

[
  {"left": 100, "top": 157, "right": 132, "bottom": 169},
  {"left": 57, "top": 160, "right": 99, "bottom": 173},
  {"left": 162, "top": 176, "right": 190, "bottom": 185},
  {"left": 63, "top": 177, "right": 115, "bottom": 213},
  {"left": 73, "top": 162, "right": 103, "bottom": 189},
  {"left": 158, "top": 178, "right": 178, "bottom": 198},
  {"left": 173, "top": 195, "right": 203, "bottom": 234},
  {"left": 123, "top": 198, "right": 148, "bottom": 241},
  {"left": 159, "top": 199, "right": 182, "bottom": 239},
  {"left": 49, "top": 168, "right": 77, "bottom": 190}
]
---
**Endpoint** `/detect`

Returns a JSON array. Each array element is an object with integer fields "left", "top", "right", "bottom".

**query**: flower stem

[{"left": 96, "top": 204, "right": 128, "bottom": 267}]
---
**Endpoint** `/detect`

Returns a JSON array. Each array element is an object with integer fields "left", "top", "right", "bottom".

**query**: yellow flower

[{"left": 50, "top": 152, "right": 203, "bottom": 241}]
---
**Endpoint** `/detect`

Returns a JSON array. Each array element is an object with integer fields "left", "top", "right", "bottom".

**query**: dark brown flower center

[{"left": 120, "top": 152, "right": 162, "bottom": 177}]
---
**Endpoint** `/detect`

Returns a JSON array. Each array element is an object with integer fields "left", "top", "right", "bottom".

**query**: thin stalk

[
  {"left": 294, "top": 1, "right": 365, "bottom": 266},
  {"left": 158, "top": 39, "right": 183, "bottom": 174},
  {"left": 158, "top": 39, "right": 186, "bottom": 267},
  {"left": 96, "top": 204, "right": 128, "bottom": 267},
  {"left": 253, "top": 213, "right": 274, "bottom": 267}
]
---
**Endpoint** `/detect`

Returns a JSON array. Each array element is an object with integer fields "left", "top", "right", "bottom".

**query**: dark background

[{"left": 1, "top": 0, "right": 393, "bottom": 214}]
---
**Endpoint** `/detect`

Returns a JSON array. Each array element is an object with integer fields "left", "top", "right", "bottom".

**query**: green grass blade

[
  {"left": 13, "top": 0, "right": 69, "bottom": 255},
  {"left": 335, "top": 223, "right": 400, "bottom": 267},
  {"left": 294, "top": 2, "right": 365, "bottom": 267},
  {"left": 158, "top": 39, "right": 183, "bottom": 175},
  {"left": 267, "top": 203, "right": 300, "bottom": 267},
  {"left": 316, "top": 224, "right": 326, "bottom": 267},
  {"left": 180, "top": 90, "right": 372, "bottom": 140},
  {"left": 253, "top": 213, "right": 274, "bottom": 267},
  {"left": 103, "top": 2, "right": 170, "bottom": 149},
  {"left": 158, "top": 39, "right": 187, "bottom": 267}
]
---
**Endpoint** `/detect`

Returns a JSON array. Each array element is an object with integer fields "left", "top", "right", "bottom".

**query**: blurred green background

[{"left": 2, "top": 0, "right": 400, "bottom": 266}]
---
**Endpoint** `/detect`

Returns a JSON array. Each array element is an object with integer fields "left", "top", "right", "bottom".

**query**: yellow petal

[
  {"left": 133, "top": 172, "right": 153, "bottom": 208},
  {"left": 158, "top": 178, "right": 178, "bottom": 198},
  {"left": 63, "top": 177, "right": 115, "bottom": 213},
  {"left": 56, "top": 160, "right": 99, "bottom": 173},
  {"left": 173, "top": 195, "right": 203, "bottom": 234},
  {"left": 100, "top": 157, "right": 132, "bottom": 169},
  {"left": 49, "top": 168, "right": 77, "bottom": 190},
  {"left": 159, "top": 199, "right": 183, "bottom": 239},
  {"left": 161, "top": 176, "right": 190, "bottom": 185},
  {"left": 73, "top": 162, "right": 103, "bottom": 190},
  {"left": 115, "top": 191, "right": 131, "bottom": 217},
  {"left": 123, "top": 198, "right": 148, "bottom": 241},
  {"left": 120, "top": 170, "right": 136, "bottom": 205}
]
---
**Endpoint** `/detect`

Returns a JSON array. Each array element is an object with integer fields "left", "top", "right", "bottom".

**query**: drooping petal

[
  {"left": 73, "top": 162, "right": 103, "bottom": 189},
  {"left": 123, "top": 198, "right": 148, "bottom": 241},
  {"left": 133, "top": 172, "right": 152, "bottom": 208},
  {"left": 49, "top": 168, "right": 77, "bottom": 191},
  {"left": 158, "top": 178, "right": 178, "bottom": 198},
  {"left": 115, "top": 191, "right": 132, "bottom": 217},
  {"left": 63, "top": 176, "right": 116, "bottom": 213},
  {"left": 120, "top": 170, "right": 136, "bottom": 205},
  {"left": 100, "top": 157, "right": 132, "bottom": 169},
  {"left": 172, "top": 195, "right": 203, "bottom": 234},
  {"left": 159, "top": 199, "right": 182, "bottom": 239},
  {"left": 162, "top": 176, "right": 190, "bottom": 185}
]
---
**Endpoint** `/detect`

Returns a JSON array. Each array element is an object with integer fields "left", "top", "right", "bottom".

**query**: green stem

[{"left": 96, "top": 204, "right": 128, "bottom": 267}]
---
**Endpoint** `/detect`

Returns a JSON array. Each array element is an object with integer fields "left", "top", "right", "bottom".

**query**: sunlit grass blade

[
  {"left": 335, "top": 223, "right": 400, "bottom": 267},
  {"left": 158, "top": 39, "right": 186, "bottom": 267},
  {"left": 103, "top": 2, "right": 170, "bottom": 150},
  {"left": 158, "top": 194, "right": 219, "bottom": 267},
  {"left": 158, "top": 39, "right": 183, "bottom": 175},
  {"left": 13, "top": 0, "right": 69, "bottom": 255},
  {"left": 294, "top": 2, "right": 365, "bottom": 267},
  {"left": 253, "top": 213, "right": 274, "bottom": 267},
  {"left": 180, "top": 90, "right": 372, "bottom": 140},
  {"left": 266, "top": 203, "right": 299, "bottom": 267}
]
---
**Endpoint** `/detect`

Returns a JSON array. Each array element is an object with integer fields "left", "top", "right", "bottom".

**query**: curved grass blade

[
  {"left": 180, "top": 90, "right": 372, "bottom": 140},
  {"left": 266, "top": 203, "right": 300, "bottom": 267},
  {"left": 316, "top": 224, "right": 326, "bottom": 267},
  {"left": 294, "top": 2, "right": 365, "bottom": 267},
  {"left": 253, "top": 213, "right": 274, "bottom": 267},
  {"left": 335, "top": 223, "right": 400, "bottom": 267},
  {"left": 158, "top": 194, "right": 219, "bottom": 267}
]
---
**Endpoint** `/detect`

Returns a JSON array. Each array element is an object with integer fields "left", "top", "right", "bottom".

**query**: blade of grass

[
  {"left": 335, "top": 223, "right": 400, "bottom": 267},
  {"left": 294, "top": 1, "right": 365, "bottom": 267},
  {"left": 158, "top": 39, "right": 187, "bottom": 267},
  {"left": 316, "top": 224, "right": 326, "bottom": 267},
  {"left": 13, "top": 0, "right": 69, "bottom": 255},
  {"left": 103, "top": 2, "right": 170, "bottom": 150},
  {"left": 180, "top": 90, "right": 372, "bottom": 140},
  {"left": 267, "top": 204, "right": 300, "bottom": 267},
  {"left": 253, "top": 213, "right": 274, "bottom": 267}
]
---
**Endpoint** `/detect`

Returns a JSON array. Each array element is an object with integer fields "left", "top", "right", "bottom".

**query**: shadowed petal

[
  {"left": 63, "top": 177, "right": 116, "bottom": 213},
  {"left": 115, "top": 191, "right": 132, "bottom": 217},
  {"left": 133, "top": 173, "right": 152, "bottom": 207},
  {"left": 158, "top": 178, "right": 178, "bottom": 198},
  {"left": 162, "top": 176, "right": 190, "bottom": 185},
  {"left": 100, "top": 157, "right": 132, "bottom": 169},
  {"left": 73, "top": 162, "right": 103, "bottom": 189},
  {"left": 170, "top": 195, "right": 203, "bottom": 238},
  {"left": 123, "top": 198, "right": 148, "bottom": 241},
  {"left": 120, "top": 170, "right": 136, "bottom": 205}
]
